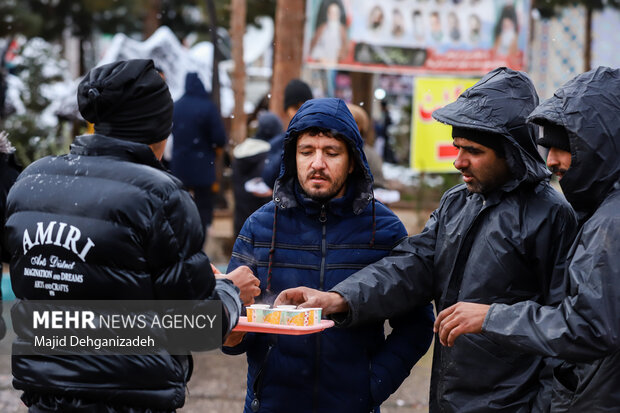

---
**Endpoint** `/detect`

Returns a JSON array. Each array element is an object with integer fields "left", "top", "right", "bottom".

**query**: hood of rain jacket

[
  {"left": 528, "top": 66, "right": 620, "bottom": 218},
  {"left": 331, "top": 69, "right": 579, "bottom": 412},
  {"left": 433, "top": 67, "right": 550, "bottom": 190}
]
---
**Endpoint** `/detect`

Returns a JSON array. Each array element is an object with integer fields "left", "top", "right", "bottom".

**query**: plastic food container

[
  {"left": 246, "top": 304, "right": 270, "bottom": 323},
  {"left": 307, "top": 308, "right": 323, "bottom": 325},
  {"left": 245, "top": 305, "right": 322, "bottom": 326},
  {"left": 285, "top": 309, "right": 314, "bottom": 326},
  {"left": 262, "top": 308, "right": 283, "bottom": 324}
]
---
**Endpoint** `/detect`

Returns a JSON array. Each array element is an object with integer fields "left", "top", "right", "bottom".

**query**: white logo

[{"left": 23, "top": 221, "right": 95, "bottom": 262}]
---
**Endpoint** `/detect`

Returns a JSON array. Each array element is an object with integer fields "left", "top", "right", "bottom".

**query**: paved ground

[
  {"left": 182, "top": 345, "right": 432, "bottom": 412},
  {"left": 0, "top": 347, "right": 432, "bottom": 413},
  {"left": 0, "top": 204, "right": 434, "bottom": 412}
]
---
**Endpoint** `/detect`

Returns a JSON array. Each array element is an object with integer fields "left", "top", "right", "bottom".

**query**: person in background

[
  {"left": 276, "top": 68, "right": 579, "bottom": 412},
  {"left": 434, "top": 66, "right": 620, "bottom": 412},
  {"left": 170, "top": 72, "right": 226, "bottom": 237},
  {"left": 3, "top": 59, "right": 259, "bottom": 412},
  {"left": 346, "top": 103, "right": 385, "bottom": 188},
  {"left": 232, "top": 111, "right": 283, "bottom": 239},
  {"left": 224, "top": 98, "right": 434, "bottom": 413},
  {"left": 374, "top": 100, "right": 397, "bottom": 164},
  {"left": 261, "top": 79, "right": 314, "bottom": 190},
  {"left": 347, "top": 103, "right": 402, "bottom": 205}
]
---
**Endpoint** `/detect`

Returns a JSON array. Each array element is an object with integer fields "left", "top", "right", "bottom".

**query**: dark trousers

[{"left": 188, "top": 186, "right": 214, "bottom": 231}]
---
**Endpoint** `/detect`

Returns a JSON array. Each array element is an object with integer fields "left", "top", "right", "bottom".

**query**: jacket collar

[
  {"left": 70, "top": 134, "right": 166, "bottom": 171},
  {"left": 291, "top": 180, "right": 356, "bottom": 217}
]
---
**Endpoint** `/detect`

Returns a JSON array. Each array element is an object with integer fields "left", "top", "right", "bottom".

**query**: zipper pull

[{"left": 319, "top": 204, "right": 327, "bottom": 223}]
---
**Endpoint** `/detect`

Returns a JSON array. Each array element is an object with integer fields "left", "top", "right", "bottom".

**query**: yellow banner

[{"left": 411, "top": 77, "right": 479, "bottom": 172}]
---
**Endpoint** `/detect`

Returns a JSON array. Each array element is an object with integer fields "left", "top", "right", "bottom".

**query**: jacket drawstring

[
  {"left": 266, "top": 206, "right": 278, "bottom": 293},
  {"left": 369, "top": 197, "right": 376, "bottom": 247}
]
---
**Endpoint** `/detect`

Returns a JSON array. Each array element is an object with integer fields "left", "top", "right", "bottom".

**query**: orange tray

[{"left": 233, "top": 316, "right": 335, "bottom": 335}]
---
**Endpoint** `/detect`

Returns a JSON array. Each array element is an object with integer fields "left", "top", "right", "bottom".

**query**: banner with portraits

[{"left": 304, "top": 0, "right": 530, "bottom": 74}]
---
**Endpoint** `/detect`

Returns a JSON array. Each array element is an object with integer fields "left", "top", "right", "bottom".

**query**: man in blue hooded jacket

[{"left": 224, "top": 98, "right": 434, "bottom": 413}]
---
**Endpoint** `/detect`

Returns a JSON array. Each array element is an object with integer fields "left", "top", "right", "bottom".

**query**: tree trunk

[
  {"left": 230, "top": 0, "right": 247, "bottom": 145},
  {"left": 142, "top": 0, "right": 161, "bottom": 40},
  {"left": 206, "top": 0, "right": 221, "bottom": 113},
  {"left": 584, "top": 6, "right": 592, "bottom": 72},
  {"left": 351, "top": 71, "right": 374, "bottom": 119},
  {"left": 270, "top": 0, "right": 306, "bottom": 125}
]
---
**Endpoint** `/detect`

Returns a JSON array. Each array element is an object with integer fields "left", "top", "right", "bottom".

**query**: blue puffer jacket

[
  {"left": 170, "top": 72, "right": 226, "bottom": 187},
  {"left": 225, "top": 98, "right": 434, "bottom": 413}
]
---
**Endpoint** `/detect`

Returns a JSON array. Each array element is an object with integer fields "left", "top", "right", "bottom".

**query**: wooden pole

[
  {"left": 270, "top": 0, "right": 306, "bottom": 125},
  {"left": 230, "top": 0, "right": 247, "bottom": 145},
  {"left": 142, "top": 0, "right": 161, "bottom": 40},
  {"left": 206, "top": 0, "right": 221, "bottom": 113},
  {"left": 584, "top": 6, "right": 592, "bottom": 72}
]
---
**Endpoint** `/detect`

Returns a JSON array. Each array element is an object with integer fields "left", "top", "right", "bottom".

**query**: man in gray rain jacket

[
  {"left": 276, "top": 67, "right": 579, "bottom": 412},
  {"left": 435, "top": 67, "right": 620, "bottom": 412}
]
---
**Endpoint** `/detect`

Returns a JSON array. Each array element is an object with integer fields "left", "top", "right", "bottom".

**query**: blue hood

[
  {"left": 183, "top": 72, "right": 209, "bottom": 98},
  {"left": 273, "top": 98, "right": 374, "bottom": 214}
]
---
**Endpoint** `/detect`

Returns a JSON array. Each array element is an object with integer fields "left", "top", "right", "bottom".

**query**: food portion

[{"left": 246, "top": 305, "right": 322, "bottom": 327}]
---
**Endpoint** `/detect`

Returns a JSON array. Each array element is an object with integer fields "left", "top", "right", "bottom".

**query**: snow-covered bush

[{"left": 2, "top": 37, "right": 73, "bottom": 166}]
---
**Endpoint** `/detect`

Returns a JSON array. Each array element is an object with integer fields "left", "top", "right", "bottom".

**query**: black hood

[
  {"left": 433, "top": 67, "right": 549, "bottom": 192},
  {"left": 528, "top": 66, "right": 620, "bottom": 216}
]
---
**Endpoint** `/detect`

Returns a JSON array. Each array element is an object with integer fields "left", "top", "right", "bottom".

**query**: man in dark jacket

[
  {"left": 261, "top": 78, "right": 313, "bottom": 189},
  {"left": 276, "top": 68, "right": 579, "bottom": 412},
  {"left": 224, "top": 98, "right": 435, "bottom": 413},
  {"left": 434, "top": 66, "right": 620, "bottom": 412},
  {"left": 170, "top": 72, "right": 227, "bottom": 232},
  {"left": 4, "top": 59, "right": 258, "bottom": 412},
  {"left": 232, "top": 111, "right": 283, "bottom": 238}
]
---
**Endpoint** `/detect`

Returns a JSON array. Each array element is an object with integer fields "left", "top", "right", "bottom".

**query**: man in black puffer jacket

[{"left": 3, "top": 59, "right": 258, "bottom": 412}]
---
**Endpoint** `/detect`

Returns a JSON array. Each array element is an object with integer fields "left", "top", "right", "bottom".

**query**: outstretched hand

[
  {"left": 274, "top": 287, "right": 349, "bottom": 315},
  {"left": 215, "top": 265, "right": 261, "bottom": 306},
  {"left": 433, "top": 302, "right": 490, "bottom": 347}
]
